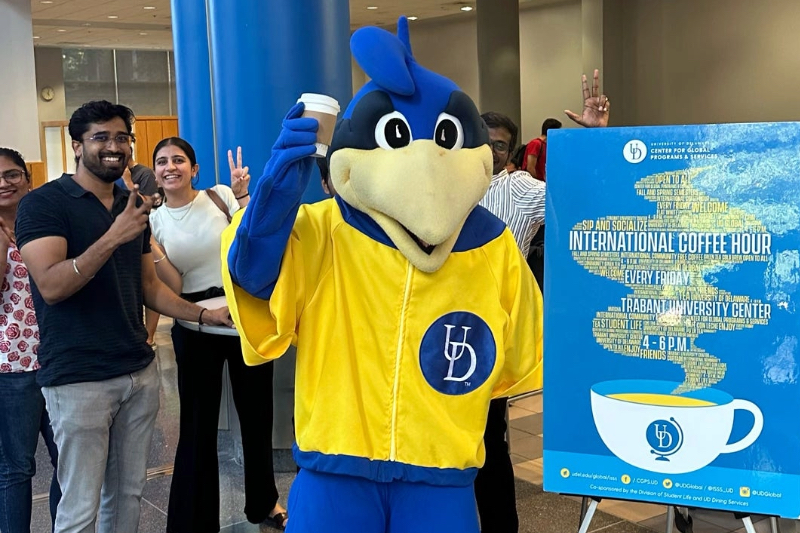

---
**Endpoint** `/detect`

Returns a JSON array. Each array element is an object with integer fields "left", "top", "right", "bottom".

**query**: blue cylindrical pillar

[
  {"left": 170, "top": 0, "right": 218, "bottom": 189},
  {"left": 203, "top": 0, "right": 352, "bottom": 457},
  {"left": 207, "top": 0, "right": 352, "bottom": 203}
]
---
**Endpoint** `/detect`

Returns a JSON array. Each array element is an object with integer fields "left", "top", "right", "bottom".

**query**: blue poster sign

[{"left": 543, "top": 123, "right": 800, "bottom": 518}]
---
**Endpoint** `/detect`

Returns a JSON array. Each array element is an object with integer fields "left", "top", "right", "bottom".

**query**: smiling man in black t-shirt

[{"left": 16, "top": 101, "right": 232, "bottom": 533}]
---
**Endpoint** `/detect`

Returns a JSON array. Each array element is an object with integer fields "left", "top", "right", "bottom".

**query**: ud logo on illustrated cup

[{"left": 590, "top": 380, "right": 763, "bottom": 474}]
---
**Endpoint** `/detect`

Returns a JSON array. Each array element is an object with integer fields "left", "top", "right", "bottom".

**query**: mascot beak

[{"left": 331, "top": 140, "right": 493, "bottom": 272}]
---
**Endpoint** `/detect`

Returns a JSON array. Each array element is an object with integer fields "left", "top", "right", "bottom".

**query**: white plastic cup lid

[{"left": 297, "top": 93, "right": 340, "bottom": 113}]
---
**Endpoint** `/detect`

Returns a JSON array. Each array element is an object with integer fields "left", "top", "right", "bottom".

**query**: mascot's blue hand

[
  {"left": 247, "top": 103, "right": 319, "bottom": 236},
  {"left": 228, "top": 103, "right": 319, "bottom": 297},
  {"left": 265, "top": 102, "right": 319, "bottom": 180},
  {"left": 247, "top": 103, "right": 319, "bottom": 237}
]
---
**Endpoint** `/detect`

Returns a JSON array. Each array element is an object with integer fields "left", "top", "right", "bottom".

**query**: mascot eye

[
  {"left": 375, "top": 111, "right": 413, "bottom": 150},
  {"left": 434, "top": 113, "right": 464, "bottom": 150}
]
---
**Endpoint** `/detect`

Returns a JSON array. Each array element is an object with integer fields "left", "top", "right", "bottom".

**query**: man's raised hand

[
  {"left": 565, "top": 69, "right": 610, "bottom": 128},
  {"left": 109, "top": 185, "right": 154, "bottom": 245}
]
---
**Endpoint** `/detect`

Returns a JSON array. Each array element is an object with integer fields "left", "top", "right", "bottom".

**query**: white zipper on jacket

[{"left": 390, "top": 263, "right": 414, "bottom": 461}]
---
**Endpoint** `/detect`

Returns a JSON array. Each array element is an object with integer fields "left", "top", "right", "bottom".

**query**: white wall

[
  {"left": 407, "top": 15, "right": 480, "bottom": 103},
  {"left": 519, "top": 1, "right": 583, "bottom": 142},
  {"left": 35, "top": 47, "right": 67, "bottom": 123},
  {"left": 0, "top": 0, "right": 41, "bottom": 160},
  {"left": 621, "top": 0, "right": 800, "bottom": 126},
  {"left": 349, "top": 16, "right": 478, "bottom": 102}
]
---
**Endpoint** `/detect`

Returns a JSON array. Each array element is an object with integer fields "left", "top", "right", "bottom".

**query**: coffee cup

[
  {"left": 590, "top": 379, "right": 763, "bottom": 474},
  {"left": 297, "top": 93, "right": 340, "bottom": 158}
]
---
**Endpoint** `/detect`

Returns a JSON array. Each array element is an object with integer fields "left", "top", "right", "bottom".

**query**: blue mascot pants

[{"left": 286, "top": 469, "right": 480, "bottom": 533}]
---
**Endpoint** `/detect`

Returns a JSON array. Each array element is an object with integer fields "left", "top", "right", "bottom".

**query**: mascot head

[{"left": 328, "top": 17, "right": 492, "bottom": 273}]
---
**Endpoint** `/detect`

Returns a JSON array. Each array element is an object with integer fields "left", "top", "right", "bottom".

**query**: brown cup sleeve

[{"left": 302, "top": 110, "right": 338, "bottom": 147}]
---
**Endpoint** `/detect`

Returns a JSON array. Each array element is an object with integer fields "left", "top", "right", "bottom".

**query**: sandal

[{"left": 267, "top": 511, "right": 289, "bottom": 531}]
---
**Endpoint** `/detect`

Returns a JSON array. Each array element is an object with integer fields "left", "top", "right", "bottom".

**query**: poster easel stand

[
  {"left": 577, "top": 496, "right": 601, "bottom": 533},
  {"left": 577, "top": 499, "right": 782, "bottom": 533},
  {"left": 671, "top": 507, "right": 781, "bottom": 533},
  {"left": 733, "top": 512, "right": 781, "bottom": 533}
]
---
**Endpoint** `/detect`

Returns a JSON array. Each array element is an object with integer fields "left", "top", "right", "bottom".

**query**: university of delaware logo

[
  {"left": 647, "top": 418, "right": 684, "bottom": 462},
  {"left": 419, "top": 312, "right": 496, "bottom": 395},
  {"left": 443, "top": 325, "right": 477, "bottom": 382},
  {"left": 623, "top": 139, "right": 647, "bottom": 163}
]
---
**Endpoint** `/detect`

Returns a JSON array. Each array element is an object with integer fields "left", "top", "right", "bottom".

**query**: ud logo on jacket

[
  {"left": 443, "top": 325, "right": 476, "bottom": 382},
  {"left": 420, "top": 311, "right": 496, "bottom": 394}
]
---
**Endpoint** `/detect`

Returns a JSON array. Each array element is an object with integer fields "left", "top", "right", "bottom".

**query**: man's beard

[{"left": 82, "top": 151, "right": 128, "bottom": 183}]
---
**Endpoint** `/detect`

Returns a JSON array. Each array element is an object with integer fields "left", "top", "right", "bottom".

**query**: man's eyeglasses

[
  {"left": 84, "top": 133, "right": 135, "bottom": 146},
  {"left": 0, "top": 170, "right": 26, "bottom": 185},
  {"left": 490, "top": 141, "right": 510, "bottom": 154}
]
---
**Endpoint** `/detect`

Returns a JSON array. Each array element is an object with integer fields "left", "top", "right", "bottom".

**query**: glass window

[
  {"left": 62, "top": 49, "right": 116, "bottom": 117},
  {"left": 61, "top": 48, "right": 177, "bottom": 118},
  {"left": 116, "top": 50, "right": 171, "bottom": 116}
]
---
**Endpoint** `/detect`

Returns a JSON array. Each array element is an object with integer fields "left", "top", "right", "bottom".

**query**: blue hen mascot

[{"left": 221, "top": 17, "right": 543, "bottom": 533}]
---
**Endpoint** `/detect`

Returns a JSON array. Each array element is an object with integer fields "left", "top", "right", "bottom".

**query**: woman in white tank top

[{"left": 149, "top": 138, "right": 289, "bottom": 531}]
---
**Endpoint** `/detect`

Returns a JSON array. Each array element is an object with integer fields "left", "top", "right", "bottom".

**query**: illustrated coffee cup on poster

[
  {"left": 297, "top": 93, "right": 341, "bottom": 158},
  {"left": 590, "top": 379, "right": 763, "bottom": 474}
]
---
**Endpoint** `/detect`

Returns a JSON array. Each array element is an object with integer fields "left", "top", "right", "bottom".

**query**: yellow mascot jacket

[{"left": 222, "top": 197, "right": 542, "bottom": 486}]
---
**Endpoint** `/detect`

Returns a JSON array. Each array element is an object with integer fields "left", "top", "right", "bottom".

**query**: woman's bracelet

[
  {"left": 198, "top": 308, "right": 207, "bottom": 325},
  {"left": 153, "top": 254, "right": 167, "bottom": 264},
  {"left": 72, "top": 258, "right": 94, "bottom": 280},
  {"left": 235, "top": 192, "right": 250, "bottom": 200}
]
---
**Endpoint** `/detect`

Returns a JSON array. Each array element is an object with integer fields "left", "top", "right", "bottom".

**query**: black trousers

[
  {"left": 527, "top": 225, "right": 544, "bottom": 294},
  {"left": 167, "top": 322, "right": 279, "bottom": 533},
  {"left": 474, "top": 398, "right": 518, "bottom": 533}
]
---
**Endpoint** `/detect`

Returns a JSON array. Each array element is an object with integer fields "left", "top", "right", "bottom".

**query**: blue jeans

[
  {"left": 0, "top": 370, "right": 60, "bottom": 533},
  {"left": 42, "top": 358, "right": 160, "bottom": 533}
]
